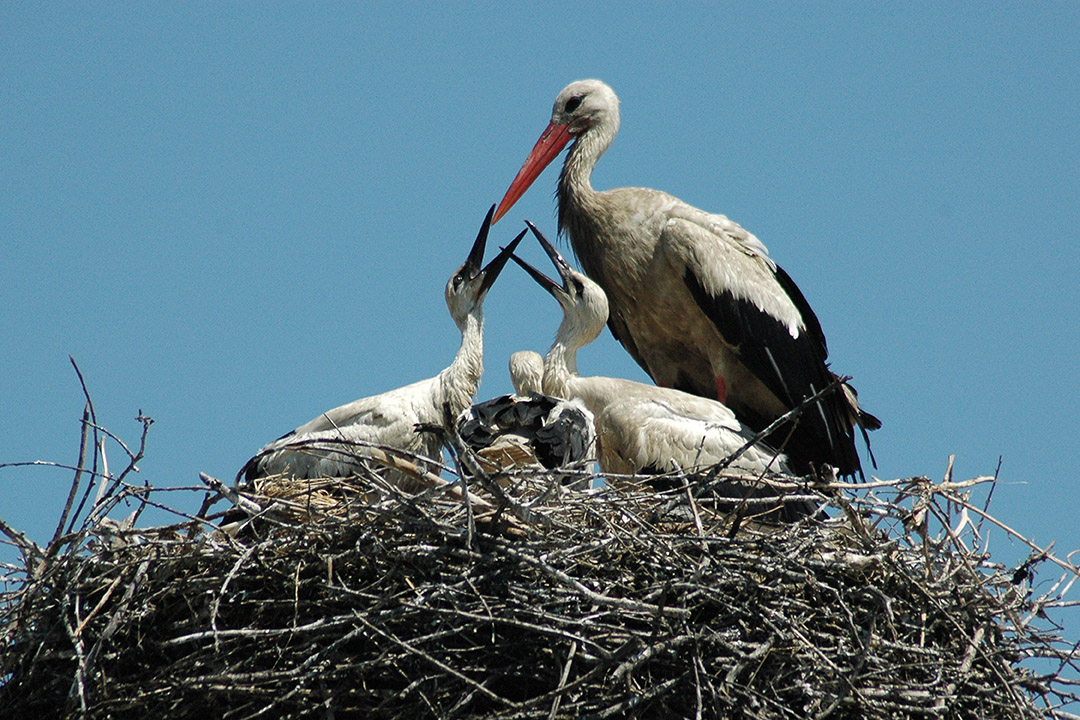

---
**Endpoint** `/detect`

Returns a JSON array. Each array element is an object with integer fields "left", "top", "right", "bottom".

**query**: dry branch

[{"left": 1, "top": 409, "right": 1079, "bottom": 719}]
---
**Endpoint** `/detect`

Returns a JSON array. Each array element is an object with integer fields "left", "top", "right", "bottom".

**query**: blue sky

[{"left": 3, "top": 2, "right": 1078, "bottom": 649}]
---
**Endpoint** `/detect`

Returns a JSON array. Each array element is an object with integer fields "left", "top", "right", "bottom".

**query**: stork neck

[
  {"left": 439, "top": 311, "right": 484, "bottom": 418},
  {"left": 557, "top": 125, "right": 613, "bottom": 235},
  {"left": 541, "top": 332, "right": 579, "bottom": 400}
]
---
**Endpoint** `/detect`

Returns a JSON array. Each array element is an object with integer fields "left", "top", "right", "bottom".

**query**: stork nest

[{"left": 1, "top": 418, "right": 1079, "bottom": 719}]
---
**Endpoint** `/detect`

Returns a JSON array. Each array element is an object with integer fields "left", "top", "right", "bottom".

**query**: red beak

[{"left": 493, "top": 121, "right": 574, "bottom": 224}]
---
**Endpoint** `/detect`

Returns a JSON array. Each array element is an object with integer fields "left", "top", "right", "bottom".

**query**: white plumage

[{"left": 239, "top": 207, "right": 525, "bottom": 490}]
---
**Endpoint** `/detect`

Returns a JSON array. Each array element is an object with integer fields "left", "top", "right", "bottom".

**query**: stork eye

[{"left": 565, "top": 95, "right": 584, "bottom": 113}]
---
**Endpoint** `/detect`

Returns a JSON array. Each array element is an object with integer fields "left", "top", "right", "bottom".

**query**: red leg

[{"left": 715, "top": 375, "right": 727, "bottom": 404}]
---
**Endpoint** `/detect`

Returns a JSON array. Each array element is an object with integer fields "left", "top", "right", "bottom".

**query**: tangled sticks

[{"left": 1, "top": 417, "right": 1079, "bottom": 719}]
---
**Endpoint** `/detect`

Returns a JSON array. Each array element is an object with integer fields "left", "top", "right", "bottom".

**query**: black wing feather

[{"left": 683, "top": 265, "right": 862, "bottom": 478}]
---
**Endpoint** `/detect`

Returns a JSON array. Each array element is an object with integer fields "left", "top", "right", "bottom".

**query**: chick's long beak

[
  {"left": 477, "top": 227, "right": 527, "bottom": 296},
  {"left": 462, "top": 204, "right": 497, "bottom": 280},
  {"left": 509, "top": 221, "right": 574, "bottom": 299}
]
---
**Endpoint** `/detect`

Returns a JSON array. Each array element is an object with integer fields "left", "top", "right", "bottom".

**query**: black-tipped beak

[
  {"left": 510, "top": 251, "right": 562, "bottom": 298},
  {"left": 524, "top": 220, "right": 574, "bottom": 285},
  {"left": 511, "top": 220, "right": 575, "bottom": 298},
  {"left": 478, "top": 227, "right": 527, "bottom": 296},
  {"left": 462, "top": 204, "right": 497, "bottom": 280}
]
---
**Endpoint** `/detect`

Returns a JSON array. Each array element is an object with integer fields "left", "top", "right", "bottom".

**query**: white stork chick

[
  {"left": 512, "top": 222, "right": 796, "bottom": 481},
  {"left": 493, "top": 79, "right": 879, "bottom": 479},
  {"left": 239, "top": 206, "right": 526, "bottom": 490},
  {"left": 456, "top": 350, "right": 595, "bottom": 477}
]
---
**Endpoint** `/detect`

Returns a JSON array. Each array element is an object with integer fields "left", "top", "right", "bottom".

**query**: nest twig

[{"left": 1, "top": 396, "right": 1079, "bottom": 719}]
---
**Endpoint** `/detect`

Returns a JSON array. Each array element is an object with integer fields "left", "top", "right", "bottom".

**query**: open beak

[
  {"left": 510, "top": 220, "right": 573, "bottom": 298},
  {"left": 462, "top": 204, "right": 497, "bottom": 281},
  {"left": 477, "top": 226, "right": 527, "bottom": 296},
  {"left": 458, "top": 205, "right": 526, "bottom": 297},
  {"left": 493, "top": 121, "right": 574, "bottom": 224}
]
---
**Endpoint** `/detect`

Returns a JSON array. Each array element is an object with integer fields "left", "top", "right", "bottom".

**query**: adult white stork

[
  {"left": 512, "top": 222, "right": 807, "bottom": 502},
  {"left": 238, "top": 206, "right": 526, "bottom": 490},
  {"left": 493, "top": 79, "right": 878, "bottom": 479}
]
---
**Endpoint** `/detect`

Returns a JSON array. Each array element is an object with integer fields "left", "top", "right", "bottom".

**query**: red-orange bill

[{"left": 493, "top": 121, "right": 574, "bottom": 223}]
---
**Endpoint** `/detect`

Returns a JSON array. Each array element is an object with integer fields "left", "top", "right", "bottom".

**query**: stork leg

[{"left": 715, "top": 375, "right": 727, "bottom": 404}]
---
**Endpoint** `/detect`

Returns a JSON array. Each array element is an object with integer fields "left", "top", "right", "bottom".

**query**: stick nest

[{"left": 2, "top": 426, "right": 1079, "bottom": 719}]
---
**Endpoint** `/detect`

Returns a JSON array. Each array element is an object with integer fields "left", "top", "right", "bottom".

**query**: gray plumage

[{"left": 494, "top": 79, "right": 878, "bottom": 479}]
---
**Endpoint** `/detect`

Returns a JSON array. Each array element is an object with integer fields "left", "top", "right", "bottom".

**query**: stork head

[
  {"left": 508, "top": 350, "right": 544, "bottom": 396},
  {"left": 493, "top": 79, "right": 620, "bottom": 223},
  {"left": 446, "top": 205, "right": 527, "bottom": 327},
  {"left": 550, "top": 79, "right": 620, "bottom": 136},
  {"left": 510, "top": 221, "right": 609, "bottom": 348}
]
